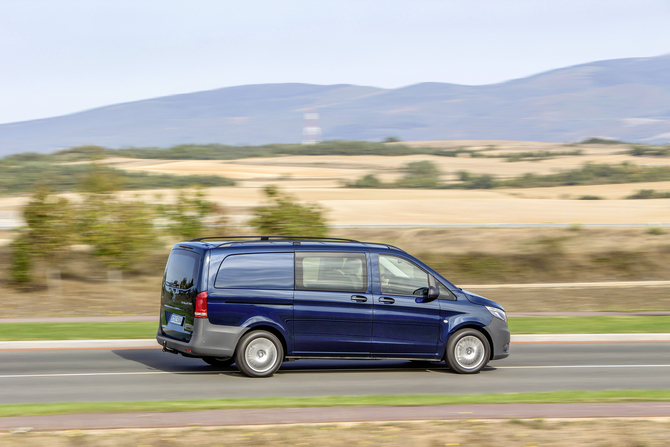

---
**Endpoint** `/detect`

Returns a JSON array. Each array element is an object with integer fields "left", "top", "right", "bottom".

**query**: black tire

[
  {"left": 235, "top": 330, "right": 284, "bottom": 378},
  {"left": 202, "top": 357, "right": 235, "bottom": 367},
  {"left": 445, "top": 328, "right": 490, "bottom": 374}
]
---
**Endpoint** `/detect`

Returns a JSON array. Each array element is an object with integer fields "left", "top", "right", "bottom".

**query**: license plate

[{"left": 169, "top": 314, "right": 184, "bottom": 326}]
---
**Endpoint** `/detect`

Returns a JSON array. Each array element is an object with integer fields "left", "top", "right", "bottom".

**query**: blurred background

[
  {"left": 1, "top": 2, "right": 670, "bottom": 445},
  {"left": 1, "top": 0, "right": 669, "bottom": 318}
]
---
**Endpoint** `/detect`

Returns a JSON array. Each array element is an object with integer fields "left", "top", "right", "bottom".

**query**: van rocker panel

[{"left": 156, "top": 318, "right": 246, "bottom": 358}]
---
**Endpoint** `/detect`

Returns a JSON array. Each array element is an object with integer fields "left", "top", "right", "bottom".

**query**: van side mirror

[{"left": 427, "top": 286, "right": 439, "bottom": 300}]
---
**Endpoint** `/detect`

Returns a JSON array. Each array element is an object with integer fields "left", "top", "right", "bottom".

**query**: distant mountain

[{"left": 1, "top": 54, "right": 670, "bottom": 156}]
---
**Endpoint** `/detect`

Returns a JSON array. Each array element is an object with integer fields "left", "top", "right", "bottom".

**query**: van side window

[
  {"left": 165, "top": 250, "right": 201, "bottom": 289},
  {"left": 295, "top": 252, "right": 367, "bottom": 293},
  {"left": 215, "top": 253, "right": 294, "bottom": 289},
  {"left": 437, "top": 281, "right": 456, "bottom": 300},
  {"left": 379, "top": 255, "right": 429, "bottom": 296}
]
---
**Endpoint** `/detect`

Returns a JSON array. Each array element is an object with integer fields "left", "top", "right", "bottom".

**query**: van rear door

[{"left": 160, "top": 248, "right": 203, "bottom": 342}]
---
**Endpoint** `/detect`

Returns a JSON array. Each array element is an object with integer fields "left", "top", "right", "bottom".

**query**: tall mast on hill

[{"left": 302, "top": 108, "right": 322, "bottom": 145}]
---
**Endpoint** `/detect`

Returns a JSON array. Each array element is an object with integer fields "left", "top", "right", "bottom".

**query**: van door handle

[
  {"left": 379, "top": 297, "right": 395, "bottom": 304},
  {"left": 351, "top": 295, "right": 368, "bottom": 302}
]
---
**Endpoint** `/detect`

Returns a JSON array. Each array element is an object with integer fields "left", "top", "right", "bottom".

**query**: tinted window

[
  {"left": 215, "top": 253, "right": 294, "bottom": 289},
  {"left": 296, "top": 252, "right": 367, "bottom": 293},
  {"left": 379, "top": 255, "right": 428, "bottom": 296},
  {"left": 165, "top": 250, "right": 201, "bottom": 289}
]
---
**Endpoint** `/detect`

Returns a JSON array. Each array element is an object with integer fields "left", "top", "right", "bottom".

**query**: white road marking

[{"left": 1, "top": 364, "right": 670, "bottom": 378}]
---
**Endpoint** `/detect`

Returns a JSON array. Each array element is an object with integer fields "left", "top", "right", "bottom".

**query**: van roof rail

[{"left": 188, "top": 235, "right": 362, "bottom": 244}]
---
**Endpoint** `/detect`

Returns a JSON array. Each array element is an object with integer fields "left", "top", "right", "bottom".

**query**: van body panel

[
  {"left": 293, "top": 250, "right": 372, "bottom": 355},
  {"left": 293, "top": 290, "right": 373, "bottom": 355},
  {"left": 370, "top": 253, "right": 441, "bottom": 357}
]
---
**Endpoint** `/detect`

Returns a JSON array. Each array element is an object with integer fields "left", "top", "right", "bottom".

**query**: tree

[
  {"left": 248, "top": 185, "right": 328, "bottom": 237},
  {"left": 9, "top": 233, "right": 32, "bottom": 285},
  {"left": 395, "top": 160, "right": 441, "bottom": 188},
  {"left": 159, "top": 188, "right": 227, "bottom": 240},
  {"left": 13, "top": 188, "right": 76, "bottom": 289},
  {"left": 77, "top": 164, "right": 157, "bottom": 276},
  {"left": 348, "top": 174, "right": 382, "bottom": 188},
  {"left": 82, "top": 199, "right": 157, "bottom": 273}
]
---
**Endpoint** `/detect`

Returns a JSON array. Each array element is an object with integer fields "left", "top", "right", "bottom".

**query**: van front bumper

[
  {"left": 156, "top": 318, "right": 247, "bottom": 359},
  {"left": 483, "top": 316, "right": 511, "bottom": 360}
]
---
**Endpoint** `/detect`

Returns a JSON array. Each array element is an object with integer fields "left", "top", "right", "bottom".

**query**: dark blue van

[{"left": 157, "top": 236, "right": 510, "bottom": 377}]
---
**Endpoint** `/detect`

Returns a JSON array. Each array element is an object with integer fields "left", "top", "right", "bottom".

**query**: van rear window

[
  {"left": 215, "top": 253, "right": 294, "bottom": 289},
  {"left": 165, "top": 250, "right": 201, "bottom": 289}
]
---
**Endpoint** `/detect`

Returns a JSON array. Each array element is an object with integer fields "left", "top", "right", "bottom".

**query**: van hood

[{"left": 462, "top": 290, "right": 505, "bottom": 311}]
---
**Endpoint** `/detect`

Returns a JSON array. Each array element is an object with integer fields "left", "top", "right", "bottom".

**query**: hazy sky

[{"left": 2, "top": 0, "right": 669, "bottom": 124}]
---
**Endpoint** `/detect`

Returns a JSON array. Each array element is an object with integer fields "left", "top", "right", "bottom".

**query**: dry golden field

[{"left": 3, "top": 140, "right": 669, "bottom": 228}]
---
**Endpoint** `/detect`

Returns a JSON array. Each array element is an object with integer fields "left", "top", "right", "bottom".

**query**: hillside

[{"left": 1, "top": 54, "right": 670, "bottom": 155}]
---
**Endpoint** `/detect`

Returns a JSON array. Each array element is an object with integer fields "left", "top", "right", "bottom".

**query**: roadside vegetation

[{"left": 7, "top": 174, "right": 323, "bottom": 289}]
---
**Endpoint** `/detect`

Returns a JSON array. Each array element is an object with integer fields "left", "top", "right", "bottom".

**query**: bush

[
  {"left": 628, "top": 145, "right": 670, "bottom": 157},
  {"left": 9, "top": 233, "right": 32, "bottom": 284},
  {"left": 647, "top": 227, "right": 666, "bottom": 236},
  {"left": 248, "top": 186, "right": 328, "bottom": 237},
  {"left": 395, "top": 161, "right": 441, "bottom": 188},
  {"left": 626, "top": 189, "right": 670, "bottom": 199},
  {"left": 348, "top": 174, "right": 383, "bottom": 188},
  {"left": 579, "top": 195, "right": 602, "bottom": 200},
  {"left": 159, "top": 189, "right": 227, "bottom": 239}
]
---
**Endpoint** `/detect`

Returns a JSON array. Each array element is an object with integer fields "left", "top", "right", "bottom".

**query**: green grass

[
  {"left": 0, "top": 322, "right": 157, "bottom": 341},
  {"left": 0, "top": 390, "right": 669, "bottom": 418},
  {"left": 508, "top": 316, "right": 670, "bottom": 334},
  {"left": 1, "top": 316, "right": 669, "bottom": 341}
]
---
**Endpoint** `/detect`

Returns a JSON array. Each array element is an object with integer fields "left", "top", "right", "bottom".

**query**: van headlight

[{"left": 485, "top": 306, "right": 507, "bottom": 322}]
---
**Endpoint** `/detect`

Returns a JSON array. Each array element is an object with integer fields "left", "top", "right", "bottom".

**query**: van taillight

[{"left": 195, "top": 291, "right": 208, "bottom": 318}]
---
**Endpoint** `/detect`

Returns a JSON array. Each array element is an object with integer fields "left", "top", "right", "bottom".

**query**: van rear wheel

[
  {"left": 235, "top": 330, "right": 283, "bottom": 378},
  {"left": 202, "top": 357, "right": 235, "bottom": 367},
  {"left": 445, "top": 328, "right": 490, "bottom": 374}
]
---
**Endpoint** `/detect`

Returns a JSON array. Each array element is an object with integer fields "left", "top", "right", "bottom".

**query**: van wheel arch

[
  {"left": 446, "top": 324, "right": 494, "bottom": 361},
  {"left": 238, "top": 324, "right": 288, "bottom": 360}
]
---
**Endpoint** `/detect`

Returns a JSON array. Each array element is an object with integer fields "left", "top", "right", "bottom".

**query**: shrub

[
  {"left": 159, "top": 189, "right": 227, "bottom": 240},
  {"left": 248, "top": 185, "right": 328, "bottom": 237},
  {"left": 626, "top": 189, "right": 670, "bottom": 199},
  {"left": 348, "top": 174, "right": 383, "bottom": 188},
  {"left": 395, "top": 161, "right": 441, "bottom": 188}
]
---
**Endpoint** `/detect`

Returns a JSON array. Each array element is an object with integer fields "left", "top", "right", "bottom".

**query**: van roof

[{"left": 184, "top": 236, "right": 402, "bottom": 251}]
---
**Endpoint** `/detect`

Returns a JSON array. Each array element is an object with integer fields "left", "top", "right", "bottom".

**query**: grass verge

[
  {"left": 1, "top": 390, "right": 670, "bottom": 418},
  {"left": 508, "top": 316, "right": 670, "bottom": 334},
  {"left": 2, "top": 317, "right": 670, "bottom": 341},
  {"left": 0, "top": 322, "right": 157, "bottom": 341}
]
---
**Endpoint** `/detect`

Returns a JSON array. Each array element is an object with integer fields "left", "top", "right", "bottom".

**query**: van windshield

[{"left": 165, "top": 250, "right": 200, "bottom": 289}]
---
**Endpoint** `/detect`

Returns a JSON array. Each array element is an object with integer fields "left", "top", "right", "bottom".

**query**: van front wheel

[
  {"left": 235, "top": 331, "right": 283, "bottom": 378},
  {"left": 445, "top": 328, "right": 490, "bottom": 374}
]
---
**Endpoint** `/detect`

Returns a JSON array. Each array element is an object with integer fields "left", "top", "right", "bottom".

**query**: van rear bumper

[{"left": 156, "top": 318, "right": 247, "bottom": 359}]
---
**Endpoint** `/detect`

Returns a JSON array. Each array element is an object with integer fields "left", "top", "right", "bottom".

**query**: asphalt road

[{"left": 1, "top": 342, "right": 669, "bottom": 404}]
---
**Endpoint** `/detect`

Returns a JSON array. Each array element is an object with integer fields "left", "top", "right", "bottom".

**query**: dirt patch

[{"left": 1, "top": 418, "right": 669, "bottom": 447}]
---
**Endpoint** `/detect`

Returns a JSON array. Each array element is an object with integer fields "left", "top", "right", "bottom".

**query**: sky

[{"left": 1, "top": 0, "right": 670, "bottom": 124}]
